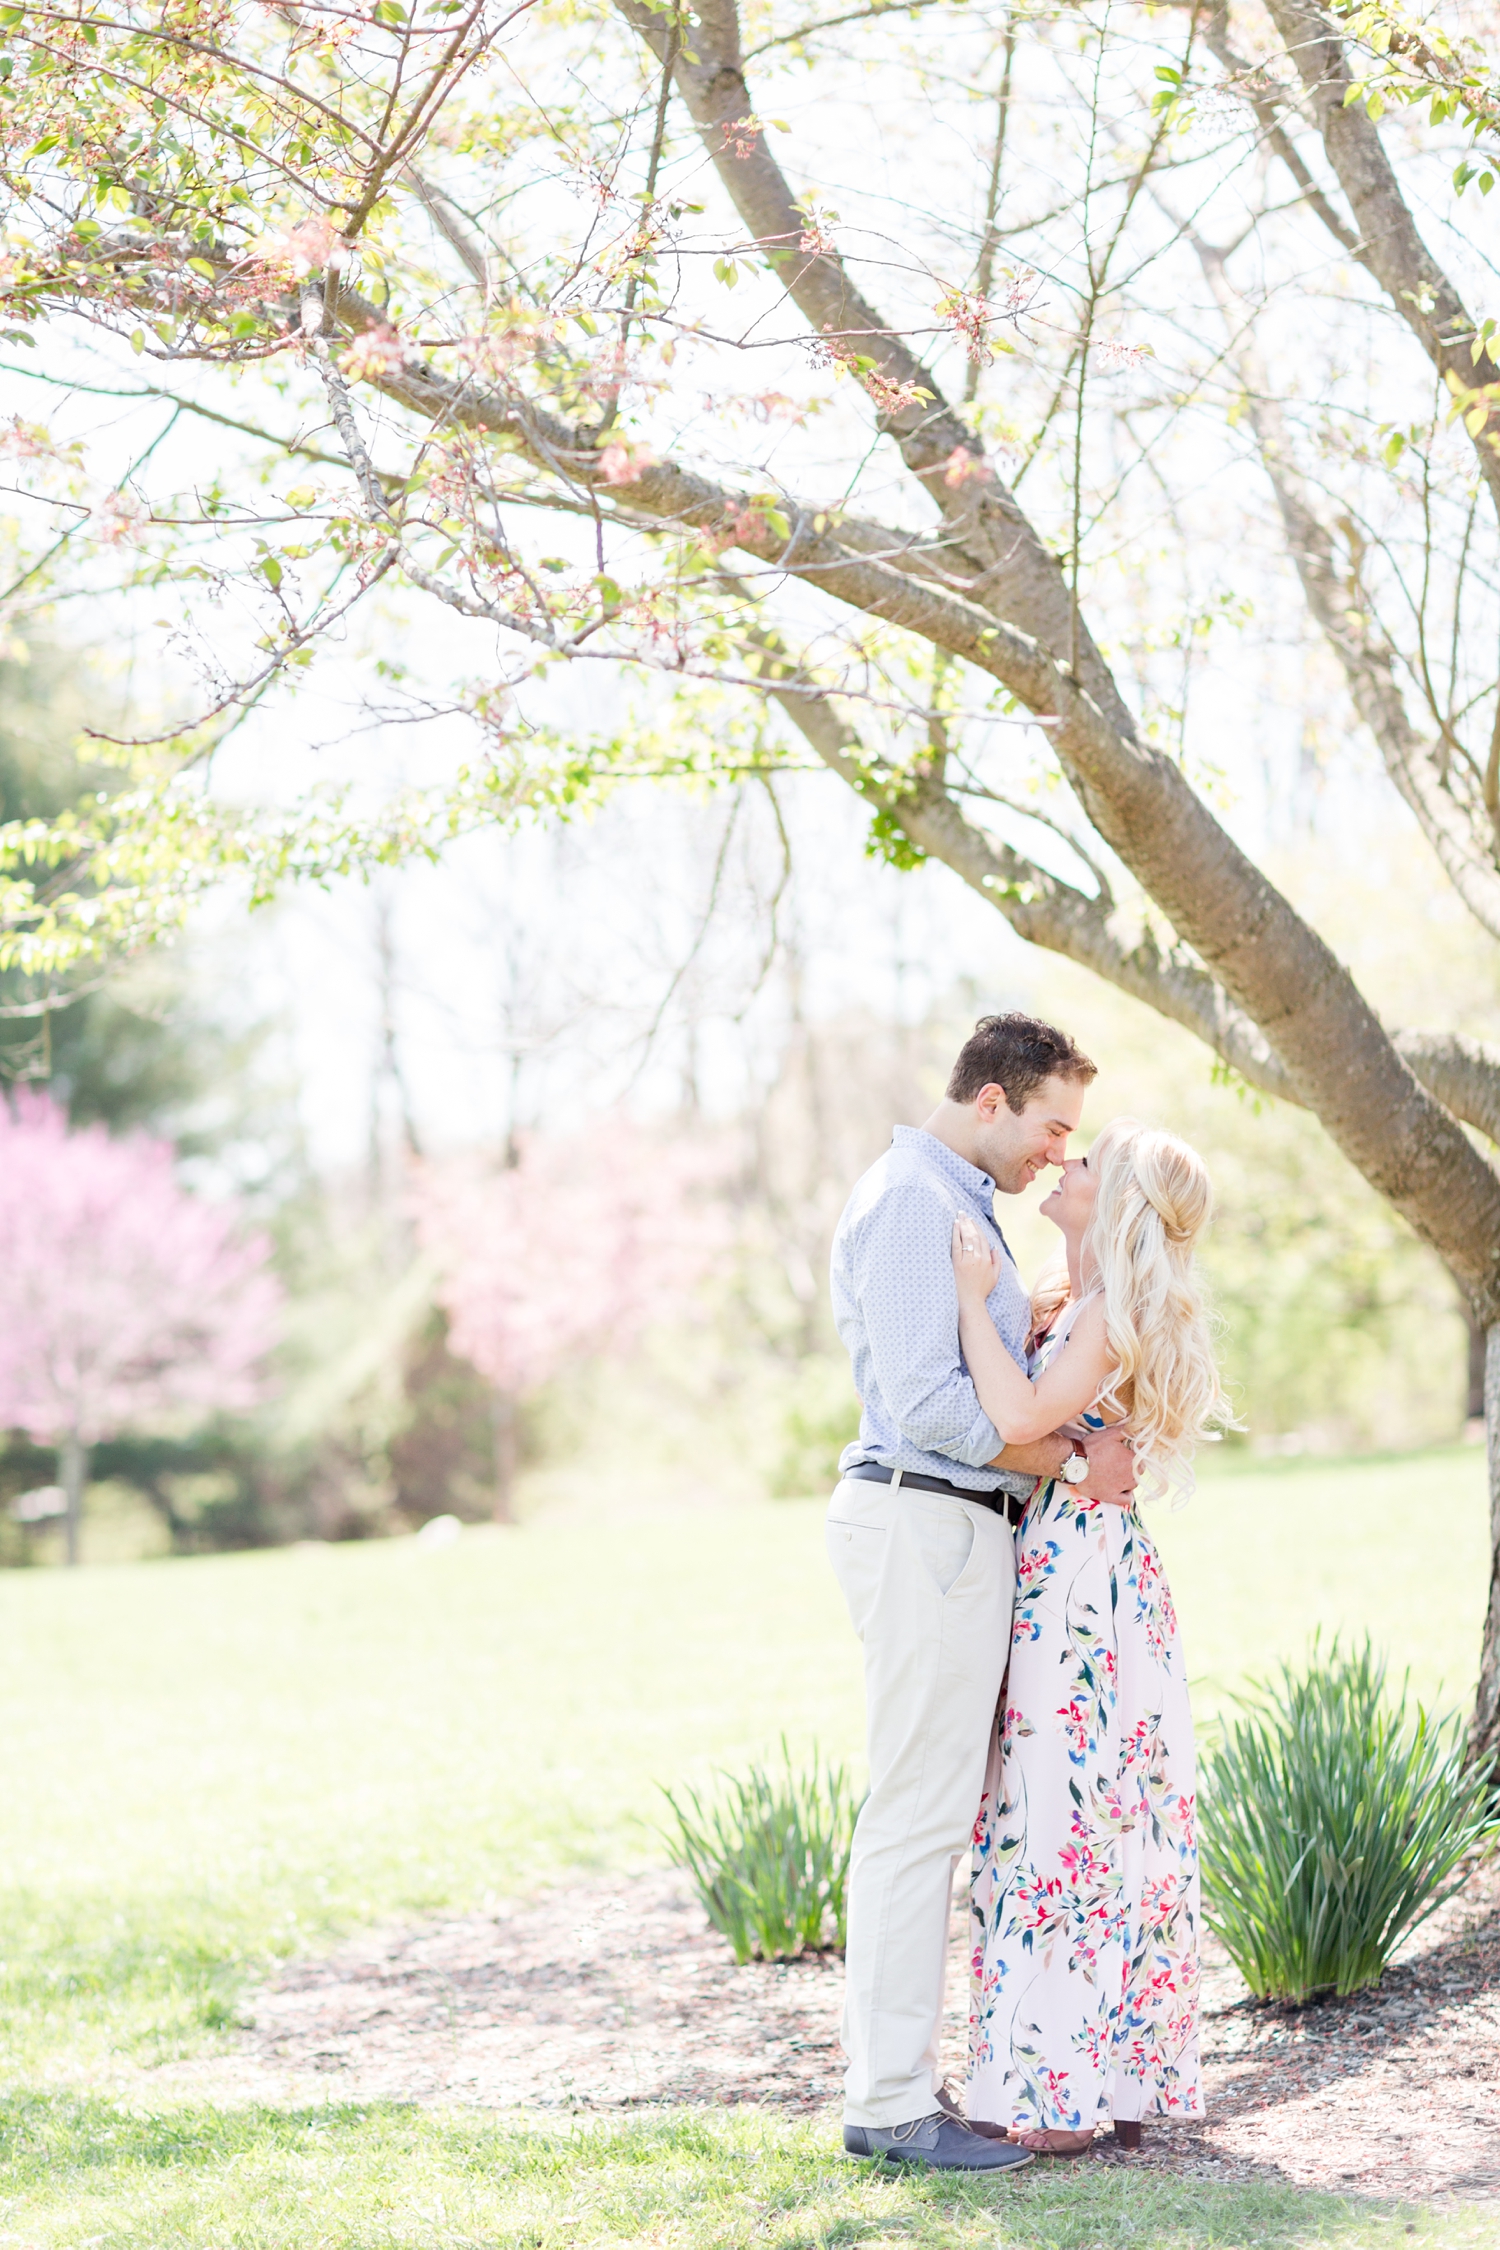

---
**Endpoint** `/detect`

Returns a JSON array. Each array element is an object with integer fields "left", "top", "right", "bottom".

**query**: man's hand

[
  {"left": 987, "top": 1433, "right": 1074, "bottom": 1481},
  {"left": 1077, "top": 1425, "right": 1136, "bottom": 1509}
]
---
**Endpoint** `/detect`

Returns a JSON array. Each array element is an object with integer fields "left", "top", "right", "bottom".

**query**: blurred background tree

[
  {"left": 0, "top": 635, "right": 1479, "bottom": 1561},
  {"left": 416, "top": 1126, "right": 718, "bottom": 1520},
  {"left": 0, "top": 646, "right": 272, "bottom": 1155},
  {"left": 0, "top": 1094, "right": 280, "bottom": 1561}
]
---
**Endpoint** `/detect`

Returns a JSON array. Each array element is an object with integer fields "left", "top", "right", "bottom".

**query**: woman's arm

[{"left": 951, "top": 1216, "right": 1114, "bottom": 1444}]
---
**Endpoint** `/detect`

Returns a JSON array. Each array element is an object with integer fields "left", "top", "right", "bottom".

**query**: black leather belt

[{"left": 843, "top": 1460, "right": 1028, "bottom": 1526}]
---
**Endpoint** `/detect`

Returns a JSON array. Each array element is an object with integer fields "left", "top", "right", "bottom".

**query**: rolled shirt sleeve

[{"left": 845, "top": 1181, "right": 1008, "bottom": 1466}]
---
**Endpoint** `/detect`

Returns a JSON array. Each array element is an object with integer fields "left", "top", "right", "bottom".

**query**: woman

[{"left": 949, "top": 1117, "right": 1232, "bottom": 2155}]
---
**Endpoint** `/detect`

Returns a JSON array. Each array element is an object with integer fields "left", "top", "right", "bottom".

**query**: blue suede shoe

[{"left": 842, "top": 2113, "right": 1035, "bottom": 2172}]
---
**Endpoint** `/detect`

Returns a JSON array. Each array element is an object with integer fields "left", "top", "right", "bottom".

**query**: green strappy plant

[
  {"left": 1200, "top": 1636, "right": 1498, "bottom": 2004},
  {"left": 660, "top": 1741, "right": 862, "bottom": 1964}
]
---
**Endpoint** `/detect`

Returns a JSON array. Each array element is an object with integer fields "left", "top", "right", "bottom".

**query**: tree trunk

[
  {"left": 1470, "top": 1325, "right": 1500, "bottom": 1774},
  {"left": 59, "top": 1429, "right": 86, "bottom": 1568},
  {"left": 1471, "top": 1325, "right": 1500, "bottom": 1771},
  {"left": 1471, "top": 1327, "right": 1500, "bottom": 1773},
  {"left": 1465, "top": 1303, "right": 1487, "bottom": 1428},
  {"left": 492, "top": 1392, "right": 517, "bottom": 1526}
]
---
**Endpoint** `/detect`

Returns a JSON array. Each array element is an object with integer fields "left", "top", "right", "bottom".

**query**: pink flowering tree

[
  {"left": 0, "top": 1095, "right": 281, "bottom": 1563},
  {"left": 415, "top": 1125, "right": 716, "bottom": 1521}
]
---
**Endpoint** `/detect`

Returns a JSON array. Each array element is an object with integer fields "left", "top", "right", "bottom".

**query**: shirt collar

[{"left": 892, "top": 1124, "right": 996, "bottom": 1204}]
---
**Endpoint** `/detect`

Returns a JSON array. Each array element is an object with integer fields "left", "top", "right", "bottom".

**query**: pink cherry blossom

[
  {"left": 415, "top": 1122, "right": 715, "bottom": 1400},
  {"left": 412, "top": 1121, "right": 721, "bottom": 1515},
  {"left": 0, "top": 1093, "right": 281, "bottom": 1559}
]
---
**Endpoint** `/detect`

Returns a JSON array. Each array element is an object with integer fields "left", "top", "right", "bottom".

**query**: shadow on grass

[{"left": 0, "top": 2096, "right": 1493, "bottom": 2250}]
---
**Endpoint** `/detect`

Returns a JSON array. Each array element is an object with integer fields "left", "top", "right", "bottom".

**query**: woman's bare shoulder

[
  {"left": 1071, "top": 1292, "right": 1130, "bottom": 1421},
  {"left": 1063, "top": 1291, "right": 1113, "bottom": 1371}
]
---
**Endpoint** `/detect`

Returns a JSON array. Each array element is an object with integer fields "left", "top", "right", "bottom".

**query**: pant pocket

[
  {"left": 827, "top": 1517, "right": 887, "bottom": 1638},
  {"left": 911, "top": 1495, "right": 975, "bottom": 1597}
]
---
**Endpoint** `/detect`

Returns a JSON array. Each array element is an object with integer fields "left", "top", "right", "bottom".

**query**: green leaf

[{"left": 129, "top": 328, "right": 145, "bottom": 355}]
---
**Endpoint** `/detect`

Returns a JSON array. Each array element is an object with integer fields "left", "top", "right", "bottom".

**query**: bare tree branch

[
  {"left": 1196, "top": 238, "right": 1500, "bottom": 943},
  {"left": 613, "top": 0, "right": 1144, "bottom": 742},
  {"left": 1263, "top": 0, "right": 1500, "bottom": 517},
  {"left": 406, "top": 166, "right": 490, "bottom": 289},
  {"left": 320, "top": 269, "right": 1500, "bottom": 1316},
  {"left": 31, "top": 101, "right": 1500, "bottom": 1315},
  {"left": 773, "top": 669, "right": 1297, "bottom": 1095},
  {"left": 1395, "top": 1031, "right": 1500, "bottom": 1145}
]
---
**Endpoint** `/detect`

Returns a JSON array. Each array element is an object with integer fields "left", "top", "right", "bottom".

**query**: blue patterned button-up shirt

[{"left": 831, "top": 1125, "right": 1035, "bottom": 1495}]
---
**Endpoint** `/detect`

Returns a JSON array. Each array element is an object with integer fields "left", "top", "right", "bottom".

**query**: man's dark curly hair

[{"left": 945, "top": 1011, "right": 1098, "bottom": 1113}]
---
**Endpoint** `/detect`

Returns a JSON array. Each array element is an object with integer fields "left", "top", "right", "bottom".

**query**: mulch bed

[{"left": 160, "top": 1859, "right": 1500, "bottom": 2202}]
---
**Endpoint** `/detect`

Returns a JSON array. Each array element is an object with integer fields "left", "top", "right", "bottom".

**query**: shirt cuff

[{"left": 934, "top": 1403, "right": 1007, "bottom": 1469}]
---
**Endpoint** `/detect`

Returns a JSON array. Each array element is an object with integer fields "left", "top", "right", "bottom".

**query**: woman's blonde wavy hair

[{"left": 1080, "top": 1116, "right": 1236, "bottom": 1498}]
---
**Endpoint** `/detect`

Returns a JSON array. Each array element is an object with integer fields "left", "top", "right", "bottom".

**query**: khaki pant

[{"left": 825, "top": 1475, "right": 1015, "bottom": 2128}]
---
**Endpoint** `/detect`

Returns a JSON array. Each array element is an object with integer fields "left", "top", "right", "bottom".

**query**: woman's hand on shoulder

[{"left": 951, "top": 1214, "right": 1001, "bottom": 1307}]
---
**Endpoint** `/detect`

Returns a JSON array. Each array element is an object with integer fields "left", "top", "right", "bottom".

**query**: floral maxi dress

[{"left": 967, "top": 1297, "right": 1203, "bottom": 2131}]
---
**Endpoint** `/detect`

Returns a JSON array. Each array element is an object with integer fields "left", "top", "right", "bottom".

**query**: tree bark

[
  {"left": 1470, "top": 1324, "right": 1500, "bottom": 1772},
  {"left": 1465, "top": 1303, "right": 1487, "bottom": 1425},
  {"left": 760, "top": 652, "right": 1299, "bottom": 1100},
  {"left": 1393, "top": 1033, "right": 1500, "bottom": 1147},
  {"left": 768, "top": 657, "right": 1500, "bottom": 1149},
  {"left": 59, "top": 1429, "right": 85, "bottom": 1568}
]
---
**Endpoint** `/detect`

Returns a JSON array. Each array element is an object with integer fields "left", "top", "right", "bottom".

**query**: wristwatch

[{"left": 1059, "top": 1445, "right": 1089, "bottom": 1486}]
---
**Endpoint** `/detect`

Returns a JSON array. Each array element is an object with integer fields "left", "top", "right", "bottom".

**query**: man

[{"left": 826, "top": 1012, "right": 1136, "bottom": 2173}]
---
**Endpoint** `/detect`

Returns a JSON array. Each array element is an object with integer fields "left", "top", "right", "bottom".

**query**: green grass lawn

[
  {"left": 0, "top": 1442, "right": 1491, "bottom": 2246},
  {"left": 1153, "top": 1440, "right": 1489, "bottom": 1716},
  {"left": 6, "top": 2098, "right": 1500, "bottom": 2250}
]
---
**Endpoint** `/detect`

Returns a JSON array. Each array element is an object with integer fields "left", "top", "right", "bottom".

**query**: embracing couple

[{"left": 827, "top": 1011, "right": 1230, "bottom": 2172}]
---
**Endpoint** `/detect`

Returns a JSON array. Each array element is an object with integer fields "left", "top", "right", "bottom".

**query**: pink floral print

[{"left": 967, "top": 1302, "right": 1204, "bottom": 2131}]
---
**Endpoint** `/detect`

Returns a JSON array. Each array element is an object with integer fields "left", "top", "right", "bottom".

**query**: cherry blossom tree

[
  {"left": 415, "top": 1126, "right": 715, "bottom": 1519},
  {"left": 0, "top": 1095, "right": 281, "bottom": 1562}
]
